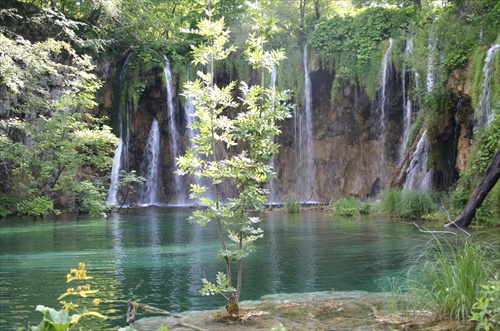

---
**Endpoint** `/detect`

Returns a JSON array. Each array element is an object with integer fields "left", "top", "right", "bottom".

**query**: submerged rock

[{"left": 133, "top": 291, "right": 400, "bottom": 331}]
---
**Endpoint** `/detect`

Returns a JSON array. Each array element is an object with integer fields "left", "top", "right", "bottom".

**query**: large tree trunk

[{"left": 446, "top": 148, "right": 500, "bottom": 228}]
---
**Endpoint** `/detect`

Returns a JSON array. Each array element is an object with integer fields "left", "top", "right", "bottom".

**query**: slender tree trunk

[{"left": 446, "top": 148, "right": 500, "bottom": 228}]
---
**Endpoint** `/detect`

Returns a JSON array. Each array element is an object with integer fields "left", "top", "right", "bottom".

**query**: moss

[
  {"left": 491, "top": 47, "right": 500, "bottom": 112},
  {"left": 469, "top": 46, "right": 487, "bottom": 109},
  {"left": 358, "top": 40, "right": 385, "bottom": 102},
  {"left": 278, "top": 41, "right": 304, "bottom": 110}
]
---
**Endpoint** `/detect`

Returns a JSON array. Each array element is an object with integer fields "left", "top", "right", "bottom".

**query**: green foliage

[
  {"left": 377, "top": 188, "right": 436, "bottom": 219},
  {"left": 200, "top": 271, "right": 235, "bottom": 298},
  {"left": 111, "top": 170, "right": 146, "bottom": 210},
  {"left": 0, "top": 33, "right": 117, "bottom": 216},
  {"left": 377, "top": 188, "right": 402, "bottom": 216},
  {"left": 284, "top": 197, "right": 300, "bottom": 213},
  {"left": 309, "top": 6, "right": 410, "bottom": 99},
  {"left": 0, "top": 194, "right": 19, "bottom": 217},
  {"left": 401, "top": 238, "right": 499, "bottom": 324},
  {"left": 334, "top": 196, "right": 361, "bottom": 217},
  {"left": 16, "top": 196, "right": 58, "bottom": 217},
  {"left": 398, "top": 189, "right": 437, "bottom": 219},
  {"left": 470, "top": 278, "right": 500, "bottom": 331}
]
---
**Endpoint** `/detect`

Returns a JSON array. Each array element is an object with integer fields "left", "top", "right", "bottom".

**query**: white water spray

[
  {"left": 477, "top": 44, "right": 500, "bottom": 126},
  {"left": 377, "top": 38, "right": 393, "bottom": 181},
  {"left": 427, "top": 32, "right": 437, "bottom": 93},
  {"left": 298, "top": 43, "right": 316, "bottom": 201},
  {"left": 139, "top": 120, "right": 160, "bottom": 205},
  {"left": 107, "top": 139, "right": 123, "bottom": 205},
  {"left": 269, "top": 65, "right": 278, "bottom": 203},
  {"left": 404, "top": 130, "right": 433, "bottom": 190},
  {"left": 401, "top": 35, "right": 414, "bottom": 155},
  {"left": 107, "top": 55, "right": 131, "bottom": 206},
  {"left": 164, "top": 55, "right": 183, "bottom": 202}
]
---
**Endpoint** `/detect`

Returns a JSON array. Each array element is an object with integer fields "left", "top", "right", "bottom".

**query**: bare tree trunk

[{"left": 446, "top": 148, "right": 500, "bottom": 228}]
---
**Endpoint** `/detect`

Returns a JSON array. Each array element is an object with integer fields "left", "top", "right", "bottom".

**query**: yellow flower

[
  {"left": 60, "top": 300, "right": 78, "bottom": 311},
  {"left": 93, "top": 298, "right": 101, "bottom": 306},
  {"left": 78, "top": 262, "right": 85, "bottom": 270},
  {"left": 67, "top": 288, "right": 75, "bottom": 293},
  {"left": 66, "top": 274, "right": 72, "bottom": 281}
]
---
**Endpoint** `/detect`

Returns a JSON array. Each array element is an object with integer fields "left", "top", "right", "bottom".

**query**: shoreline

[{"left": 133, "top": 291, "right": 434, "bottom": 331}]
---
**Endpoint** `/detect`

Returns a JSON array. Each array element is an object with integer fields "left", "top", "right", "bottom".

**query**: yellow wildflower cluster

[
  {"left": 60, "top": 300, "right": 78, "bottom": 311},
  {"left": 66, "top": 262, "right": 92, "bottom": 282},
  {"left": 77, "top": 284, "right": 91, "bottom": 291},
  {"left": 93, "top": 298, "right": 101, "bottom": 306}
]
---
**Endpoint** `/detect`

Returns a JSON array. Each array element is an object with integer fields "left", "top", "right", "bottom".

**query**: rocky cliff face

[
  {"left": 102, "top": 48, "right": 476, "bottom": 204},
  {"left": 271, "top": 54, "right": 404, "bottom": 201}
]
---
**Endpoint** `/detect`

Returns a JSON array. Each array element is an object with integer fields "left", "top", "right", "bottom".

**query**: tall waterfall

[
  {"left": 377, "top": 38, "right": 393, "bottom": 180},
  {"left": 297, "top": 43, "right": 316, "bottom": 201},
  {"left": 404, "top": 130, "right": 433, "bottom": 190},
  {"left": 107, "top": 139, "right": 124, "bottom": 205},
  {"left": 138, "top": 120, "right": 160, "bottom": 205},
  {"left": 477, "top": 44, "right": 500, "bottom": 126},
  {"left": 402, "top": 35, "right": 414, "bottom": 154},
  {"left": 164, "top": 55, "right": 183, "bottom": 202},
  {"left": 427, "top": 31, "right": 437, "bottom": 93},
  {"left": 269, "top": 65, "right": 278, "bottom": 203},
  {"left": 379, "top": 38, "right": 393, "bottom": 126},
  {"left": 107, "top": 55, "right": 131, "bottom": 206}
]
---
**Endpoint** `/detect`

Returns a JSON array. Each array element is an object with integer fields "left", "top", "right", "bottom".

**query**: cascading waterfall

[
  {"left": 298, "top": 43, "right": 316, "bottom": 201},
  {"left": 477, "top": 44, "right": 500, "bottom": 126},
  {"left": 401, "top": 35, "right": 414, "bottom": 155},
  {"left": 107, "top": 139, "right": 124, "bottom": 205},
  {"left": 427, "top": 31, "right": 437, "bottom": 93},
  {"left": 138, "top": 120, "right": 160, "bottom": 205},
  {"left": 181, "top": 97, "right": 206, "bottom": 204},
  {"left": 404, "top": 130, "right": 433, "bottom": 190},
  {"left": 107, "top": 55, "right": 131, "bottom": 206},
  {"left": 402, "top": 33, "right": 437, "bottom": 191},
  {"left": 164, "top": 55, "right": 183, "bottom": 203},
  {"left": 268, "top": 64, "right": 278, "bottom": 203},
  {"left": 377, "top": 38, "right": 393, "bottom": 180}
]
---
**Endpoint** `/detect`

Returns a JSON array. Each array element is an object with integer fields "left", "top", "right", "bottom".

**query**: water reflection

[{"left": 1, "top": 208, "right": 430, "bottom": 329}]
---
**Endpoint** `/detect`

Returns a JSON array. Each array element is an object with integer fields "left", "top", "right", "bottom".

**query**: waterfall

[
  {"left": 107, "top": 138, "right": 124, "bottom": 205},
  {"left": 138, "top": 120, "right": 160, "bottom": 206},
  {"left": 404, "top": 130, "right": 433, "bottom": 190},
  {"left": 164, "top": 55, "right": 183, "bottom": 203},
  {"left": 379, "top": 38, "right": 393, "bottom": 123},
  {"left": 377, "top": 38, "right": 393, "bottom": 180},
  {"left": 401, "top": 36, "right": 413, "bottom": 154},
  {"left": 269, "top": 65, "right": 278, "bottom": 203},
  {"left": 477, "top": 44, "right": 500, "bottom": 126},
  {"left": 107, "top": 55, "right": 131, "bottom": 206},
  {"left": 181, "top": 97, "right": 206, "bottom": 204},
  {"left": 427, "top": 31, "right": 437, "bottom": 93},
  {"left": 298, "top": 43, "right": 316, "bottom": 201}
]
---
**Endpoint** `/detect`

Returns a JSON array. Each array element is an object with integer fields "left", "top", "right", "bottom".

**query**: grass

[
  {"left": 284, "top": 197, "right": 300, "bottom": 213},
  {"left": 334, "top": 196, "right": 360, "bottom": 217},
  {"left": 397, "top": 236, "right": 500, "bottom": 326},
  {"left": 377, "top": 188, "right": 437, "bottom": 219}
]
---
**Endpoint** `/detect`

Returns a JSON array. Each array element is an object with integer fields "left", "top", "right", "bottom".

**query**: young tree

[{"left": 176, "top": 0, "right": 293, "bottom": 316}]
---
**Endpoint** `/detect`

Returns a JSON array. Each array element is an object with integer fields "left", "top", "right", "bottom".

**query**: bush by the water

[{"left": 377, "top": 188, "right": 437, "bottom": 219}]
